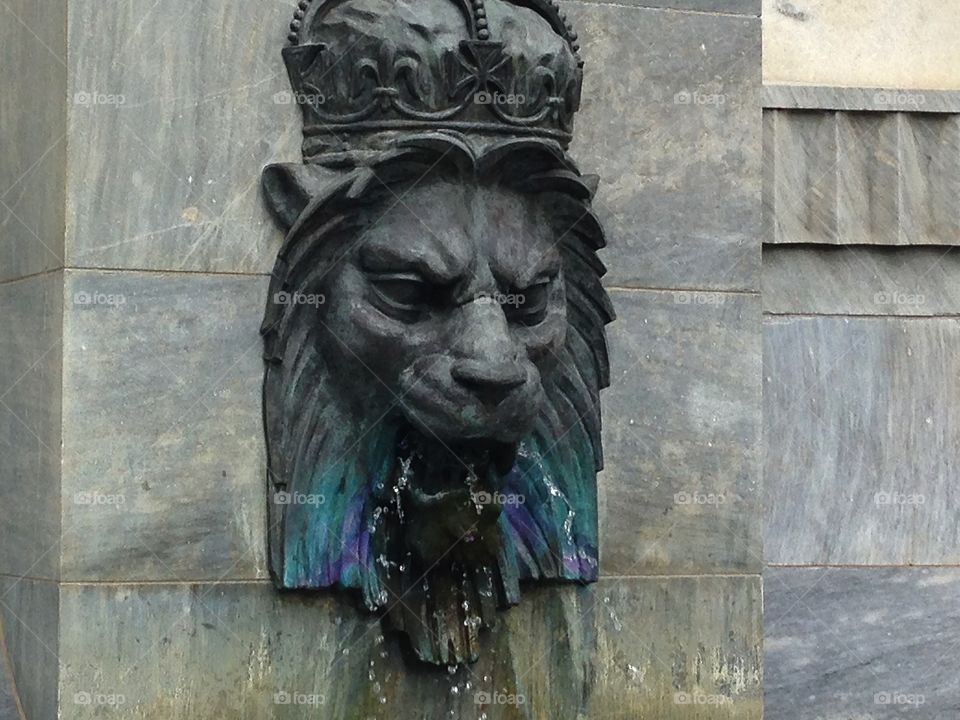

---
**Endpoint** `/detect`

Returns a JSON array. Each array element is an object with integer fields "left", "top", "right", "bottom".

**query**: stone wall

[
  {"left": 0, "top": 1, "right": 762, "bottom": 718},
  {"left": 761, "top": 6, "right": 960, "bottom": 715}
]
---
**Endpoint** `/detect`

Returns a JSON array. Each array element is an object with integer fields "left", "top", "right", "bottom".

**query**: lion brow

[{"left": 358, "top": 244, "right": 467, "bottom": 285}]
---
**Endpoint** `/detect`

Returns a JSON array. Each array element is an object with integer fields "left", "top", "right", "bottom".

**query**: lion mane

[{"left": 261, "top": 133, "right": 612, "bottom": 664}]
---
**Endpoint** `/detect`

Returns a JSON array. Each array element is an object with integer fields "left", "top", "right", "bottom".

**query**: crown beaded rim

[
  {"left": 287, "top": 0, "right": 582, "bottom": 63},
  {"left": 280, "top": 0, "right": 586, "bottom": 157}
]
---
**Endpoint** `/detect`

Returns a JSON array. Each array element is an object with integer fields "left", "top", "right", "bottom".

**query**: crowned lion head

[{"left": 260, "top": 133, "right": 612, "bottom": 665}]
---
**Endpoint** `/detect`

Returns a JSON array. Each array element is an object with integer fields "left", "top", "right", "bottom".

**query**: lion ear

[{"left": 261, "top": 163, "right": 332, "bottom": 230}]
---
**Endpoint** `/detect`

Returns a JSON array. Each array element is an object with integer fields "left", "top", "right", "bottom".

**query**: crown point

[
  {"left": 477, "top": 28, "right": 491, "bottom": 40},
  {"left": 568, "top": 31, "right": 578, "bottom": 41},
  {"left": 287, "top": 32, "right": 299, "bottom": 44},
  {"left": 298, "top": 0, "right": 309, "bottom": 8}
]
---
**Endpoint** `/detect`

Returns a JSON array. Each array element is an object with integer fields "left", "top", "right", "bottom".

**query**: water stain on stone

[{"left": 776, "top": 1, "right": 810, "bottom": 21}]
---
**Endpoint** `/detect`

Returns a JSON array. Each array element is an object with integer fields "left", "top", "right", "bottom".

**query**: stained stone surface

[
  {"left": 601, "top": 290, "right": 761, "bottom": 574},
  {"left": 61, "top": 271, "right": 268, "bottom": 581},
  {"left": 765, "top": 567, "right": 960, "bottom": 720},
  {"left": 571, "top": 0, "right": 760, "bottom": 15},
  {"left": 0, "top": 577, "right": 58, "bottom": 720},
  {"left": 568, "top": 2, "right": 761, "bottom": 292},
  {"left": 0, "top": 0, "right": 66, "bottom": 283},
  {"left": 65, "top": 0, "right": 299, "bottom": 273},
  {"left": 765, "top": 110, "right": 960, "bottom": 245},
  {"left": 0, "top": 273, "right": 63, "bottom": 580},
  {"left": 764, "top": 315, "right": 960, "bottom": 565},
  {"left": 58, "top": 576, "right": 761, "bottom": 720},
  {"left": 763, "top": 246, "right": 960, "bottom": 316}
]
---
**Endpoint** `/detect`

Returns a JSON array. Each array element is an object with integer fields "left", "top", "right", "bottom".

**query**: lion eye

[
  {"left": 369, "top": 273, "right": 434, "bottom": 317},
  {"left": 504, "top": 280, "right": 551, "bottom": 327}
]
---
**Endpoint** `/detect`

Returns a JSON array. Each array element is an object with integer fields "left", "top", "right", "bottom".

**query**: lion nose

[{"left": 451, "top": 360, "right": 526, "bottom": 403}]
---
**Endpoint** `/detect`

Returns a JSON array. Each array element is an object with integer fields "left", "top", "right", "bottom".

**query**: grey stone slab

[
  {"left": 65, "top": 0, "right": 299, "bottom": 273},
  {"left": 58, "top": 576, "right": 761, "bottom": 719},
  {"left": 600, "top": 290, "right": 761, "bottom": 574},
  {"left": 0, "top": 273, "right": 63, "bottom": 580},
  {"left": 900, "top": 113, "right": 960, "bottom": 245},
  {"left": 764, "top": 316, "right": 960, "bottom": 564},
  {"left": 765, "top": 567, "right": 960, "bottom": 720},
  {"left": 763, "top": 245, "right": 960, "bottom": 316},
  {"left": 570, "top": 0, "right": 760, "bottom": 16},
  {"left": 764, "top": 83, "right": 960, "bottom": 113},
  {"left": 568, "top": 3, "right": 761, "bottom": 292},
  {"left": 766, "top": 110, "right": 960, "bottom": 245},
  {"left": 61, "top": 271, "right": 269, "bottom": 581},
  {"left": 0, "top": 577, "right": 58, "bottom": 720},
  {"left": 0, "top": 0, "right": 66, "bottom": 282},
  {"left": 766, "top": 109, "right": 838, "bottom": 245},
  {"left": 836, "top": 113, "right": 900, "bottom": 245}
]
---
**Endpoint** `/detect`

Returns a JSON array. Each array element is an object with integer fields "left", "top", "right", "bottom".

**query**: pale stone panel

[{"left": 763, "top": 0, "right": 960, "bottom": 91}]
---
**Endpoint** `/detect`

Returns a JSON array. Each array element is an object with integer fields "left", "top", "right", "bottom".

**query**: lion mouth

[{"left": 391, "top": 432, "right": 518, "bottom": 562}]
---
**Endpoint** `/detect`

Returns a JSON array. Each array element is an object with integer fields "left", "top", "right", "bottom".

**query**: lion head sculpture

[{"left": 261, "top": 0, "right": 612, "bottom": 667}]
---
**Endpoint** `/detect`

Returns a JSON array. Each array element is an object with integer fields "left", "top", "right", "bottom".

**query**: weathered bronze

[{"left": 261, "top": 0, "right": 613, "bottom": 666}]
